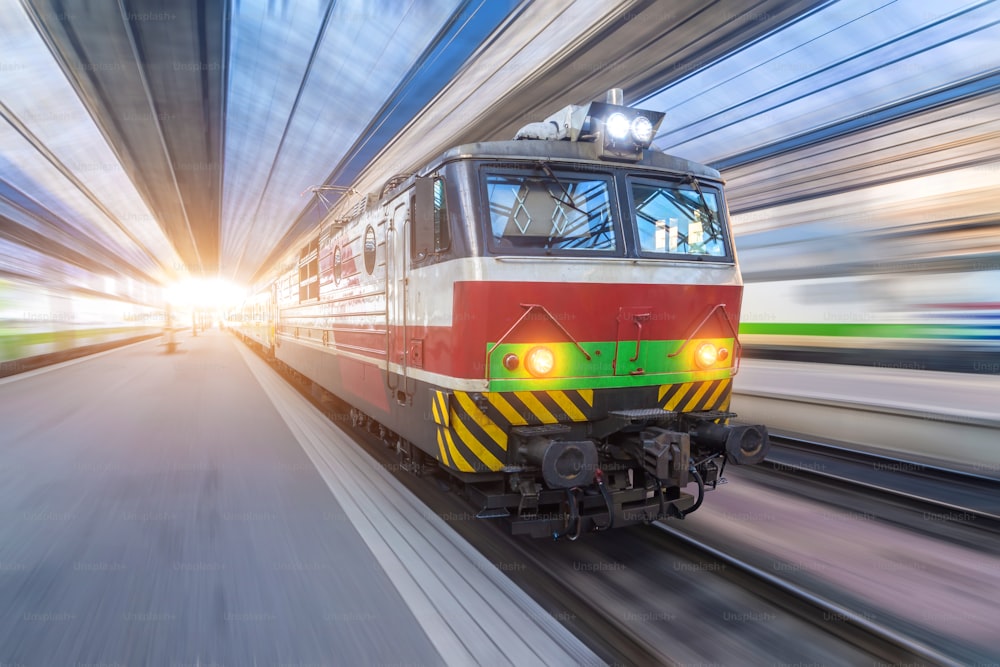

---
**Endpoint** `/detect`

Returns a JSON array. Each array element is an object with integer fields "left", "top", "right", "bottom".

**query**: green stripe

[
  {"left": 487, "top": 338, "right": 734, "bottom": 383},
  {"left": 0, "top": 327, "right": 159, "bottom": 361},
  {"left": 488, "top": 368, "right": 732, "bottom": 392},
  {"left": 739, "top": 322, "right": 986, "bottom": 339},
  {"left": 0, "top": 327, "right": 155, "bottom": 345}
]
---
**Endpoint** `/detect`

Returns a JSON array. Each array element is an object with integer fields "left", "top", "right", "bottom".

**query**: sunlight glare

[{"left": 164, "top": 278, "right": 246, "bottom": 311}]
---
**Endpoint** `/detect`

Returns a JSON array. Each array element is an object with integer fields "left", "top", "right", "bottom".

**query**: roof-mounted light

[
  {"left": 630, "top": 116, "right": 654, "bottom": 143},
  {"left": 606, "top": 112, "right": 630, "bottom": 140},
  {"left": 513, "top": 88, "right": 665, "bottom": 162}
]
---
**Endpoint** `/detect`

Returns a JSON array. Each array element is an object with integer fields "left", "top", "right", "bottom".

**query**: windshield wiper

[
  {"left": 536, "top": 161, "right": 588, "bottom": 218},
  {"left": 533, "top": 161, "right": 591, "bottom": 251},
  {"left": 684, "top": 173, "right": 716, "bottom": 228}
]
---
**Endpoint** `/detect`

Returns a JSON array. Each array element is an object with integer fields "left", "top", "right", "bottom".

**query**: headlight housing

[
  {"left": 525, "top": 346, "right": 556, "bottom": 376},
  {"left": 605, "top": 112, "right": 631, "bottom": 140},
  {"left": 695, "top": 342, "right": 718, "bottom": 369},
  {"left": 630, "top": 116, "right": 653, "bottom": 143}
]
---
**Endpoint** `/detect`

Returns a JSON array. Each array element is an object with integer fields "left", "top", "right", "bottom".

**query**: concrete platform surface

[{"left": 0, "top": 330, "right": 601, "bottom": 667}]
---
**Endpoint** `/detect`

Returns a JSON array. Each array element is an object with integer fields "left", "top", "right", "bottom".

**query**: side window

[
  {"left": 412, "top": 176, "right": 451, "bottom": 261},
  {"left": 433, "top": 177, "right": 450, "bottom": 252},
  {"left": 298, "top": 237, "right": 319, "bottom": 302}
]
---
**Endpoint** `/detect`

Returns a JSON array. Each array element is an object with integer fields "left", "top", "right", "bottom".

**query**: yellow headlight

[
  {"left": 695, "top": 342, "right": 718, "bottom": 368},
  {"left": 525, "top": 346, "right": 555, "bottom": 376}
]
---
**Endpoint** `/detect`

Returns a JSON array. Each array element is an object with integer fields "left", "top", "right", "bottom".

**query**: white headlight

[
  {"left": 606, "top": 112, "right": 630, "bottom": 140},
  {"left": 630, "top": 116, "right": 653, "bottom": 144}
]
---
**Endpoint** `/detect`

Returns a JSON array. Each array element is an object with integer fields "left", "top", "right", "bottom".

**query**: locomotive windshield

[
  {"left": 630, "top": 177, "right": 728, "bottom": 258},
  {"left": 485, "top": 172, "right": 618, "bottom": 253},
  {"left": 479, "top": 163, "right": 732, "bottom": 260}
]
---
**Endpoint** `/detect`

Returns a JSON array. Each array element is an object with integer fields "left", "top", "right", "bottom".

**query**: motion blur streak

[{"left": 635, "top": 0, "right": 1000, "bottom": 374}]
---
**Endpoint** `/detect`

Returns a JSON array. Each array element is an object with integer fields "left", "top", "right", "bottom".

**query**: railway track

[
  {"left": 760, "top": 434, "right": 1000, "bottom": 529},
  {"left": 653, "top": 523, "right": 965, "bottom": 667},
  {"left": 398, "top": 475, "right": 907, "bottom": 666},
  {"left": 662, "top": 435, "right": 1000, "bottom": 665}
]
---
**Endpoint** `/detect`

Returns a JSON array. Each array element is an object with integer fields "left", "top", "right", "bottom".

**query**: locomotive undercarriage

[
  {"left": 345, "top": 397, "right": 765, "bottom": 539},
  {"left": 464, "top": 410, "right": 768, "bottom": 539},
  {"left": 339, "top": 383, "right": 769, "bottom": 540}
]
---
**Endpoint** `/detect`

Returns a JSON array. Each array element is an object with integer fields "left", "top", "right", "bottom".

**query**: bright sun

[{"left": 164, "top": 278, "right": 245, "bottom": 310}]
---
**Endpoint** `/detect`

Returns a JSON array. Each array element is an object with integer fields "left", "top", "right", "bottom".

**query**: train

[
  {"left": 0, "top": 277, "right": 163, "bottom": 374},
  {"left": 230, "top": 90, "right": 770, "bottom": 539}
]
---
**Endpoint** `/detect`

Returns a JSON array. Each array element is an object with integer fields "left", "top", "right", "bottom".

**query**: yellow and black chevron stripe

[
  {"left": 431, "top": 381, "right": 730, "bottom": 473},
  {"left": 430, "top": 389, "right": 594, "bottom": 473},
  {"left": 658, "top": 378, "right": 732, "bottom": 413}
]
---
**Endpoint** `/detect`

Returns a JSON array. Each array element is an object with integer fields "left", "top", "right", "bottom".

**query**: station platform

[{"left": 0, "top": 330, "right": 600, "bottom": 666}]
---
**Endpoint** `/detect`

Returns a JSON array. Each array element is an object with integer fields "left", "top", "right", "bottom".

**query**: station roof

[{"left": 1, "top": 0, "right": 996, "bottom": 292}]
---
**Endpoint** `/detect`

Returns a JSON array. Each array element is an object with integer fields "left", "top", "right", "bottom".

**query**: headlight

[
  {"left": 630, "top": 116, "right": 653, "bottom": 144},
  {"left": 695, "top": 342, "right": 718, "bottom": 368},
  {"left": 605, "top": 112, "right": 630, "bottom": 140},
  {"left": 525, "top": 346, "right": 555, "bottom": 376}
]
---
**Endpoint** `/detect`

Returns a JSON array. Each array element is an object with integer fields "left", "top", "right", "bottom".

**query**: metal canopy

[{"left": 1, "top": 0, "right": 993, "bottom": 296}]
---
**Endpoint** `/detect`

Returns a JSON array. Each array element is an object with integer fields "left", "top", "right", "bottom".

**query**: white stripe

[
  {"left": 271, "top": 256, "right": 739, "bottom": 329},
  {"left": 408, "top": 256, "right": 741, "bottom": 326},
  {"left": 276, "top": 335, "right": 490, "bottom": 391}
]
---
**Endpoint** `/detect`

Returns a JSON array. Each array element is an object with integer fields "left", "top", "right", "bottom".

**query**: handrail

[
  {"left": 628, "top": 312, "right": 650, "bottom": 362},
  {"left": 666, "top": 302, "right": 743, "bottom": 375},
  {"left": 486, "top": 303, "right": 591, "bottom": 380}
]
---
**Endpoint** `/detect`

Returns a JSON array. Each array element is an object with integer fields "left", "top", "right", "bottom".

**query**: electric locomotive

[{"left": 239, "top": 90, "right": 770, "bottom": 538}]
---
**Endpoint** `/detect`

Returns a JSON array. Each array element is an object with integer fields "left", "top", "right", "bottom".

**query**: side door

[{"left": 385, "top": 199, "right": 410, "bottom": 402}]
